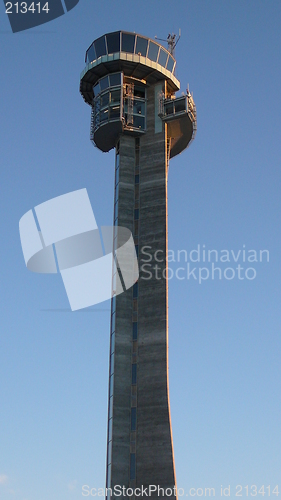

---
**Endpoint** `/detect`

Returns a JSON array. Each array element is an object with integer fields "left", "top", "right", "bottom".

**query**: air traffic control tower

[{"left": 80, "top": 31, "right": 196, "bottom": 498}]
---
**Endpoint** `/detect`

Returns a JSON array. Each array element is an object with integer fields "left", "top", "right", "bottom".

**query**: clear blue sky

[{"left": 1, "top": 1, "right": 281, "bottom": 498}]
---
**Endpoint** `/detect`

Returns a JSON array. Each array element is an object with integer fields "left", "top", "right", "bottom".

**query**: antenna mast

[{"left": 155, "top": 29, "right": 181, "bottom": 57}]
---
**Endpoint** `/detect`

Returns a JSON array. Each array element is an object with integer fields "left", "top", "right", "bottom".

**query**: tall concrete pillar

[{"left": 80, "top": 30, "right": 197, "bottom": 498}]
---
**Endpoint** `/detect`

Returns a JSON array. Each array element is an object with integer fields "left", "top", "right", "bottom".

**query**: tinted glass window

[
  {"left": 133, "top": 282, "right": 138, "bottom": 297},
  {"left": 132, "top": 364, "right": 137, "bottom": 384},
  {"left": 134, "top": 100, "right": 145, "bottom": 115},
  {"left": 133, "top": 322, "right": 138, "bottom": 340},
  {"left": 130, "top": 454, "right": 136, "bottom": 480},
  {"left": 106, "top": 465, "right": 111, "bottom": 493},
  {"left": 133, "top": 116, "right": 145, "bottom": 129},
  {"left": 110, "top": 353, "right": 114, "bottom": 375},
  {"left": 93, "top": 82, "right": 100, "bottom": 96},
  {"left": 134, "top": 220, "right": 139, "bottom": 235},
  {"left": 110, "top": 332, "right": 115, "bottom": 354},
  {"left": 108, "top": 422, "right": 112, "bottom": 447},
  {"left": 110, "top": 106, "right": 120, "bottom": 119},
  {"left": 110, "top": 73, "right": 121, "bottom": 86},
  {"left": 110, "top": 90, "right": 120, "bottom": 104},
  {"left": 135, "top": 36, "right": 148, "bottom": 56},
  {"left": 147, "top": 41, "right": 159, "bottom": 62},
  {"left": 165, "top": 102, "right": 174, "bottom": 115},
  {"left": 135, "top": 174, "right": 139, "bottom": 184},
  {"left": 94, "top": 36, "right": 107, "bottom": 57},
  {"left": 101, "top": 92, "right": 109, "bottom": 108},
  {"left": 111, "top": 311, "right": 116, "bottom": 332},
  {"left": 131, "top": 408, "right": 137, "bottom": 431},
  {"left": 87, "top": 44, "right": 96, "bottom": 63},
  {"left": 106, "top": 32, "right": 120, "bottom": 54},
  {"left": 107, "top": 442, "right": 112, "bottom": 464},
  {"left": 158, "top": 48, "right": 168, "bottom": 67},
  {"left": 166, "top": 55, "right": 175, "bottom": 72},
  {"left": 134, "top": 86, "right": 145, "bottom": 98},
  {"left": 122, "top": 33, "right": 135, "bottom": 53},
  {"left": 100, "top": 76, "right": 109, "bottom": 91},
  {"left": 100, "top": 109, "right": 108, "bottom": 122},
  {"left": 109, "top": 374, "right": 114, "bottom": 396},
  {"left": 109, "top": 396, "right": 113, "bottom": 418},
  {"left": 175, "top": 99, "right": 186, "bottom": 113}
]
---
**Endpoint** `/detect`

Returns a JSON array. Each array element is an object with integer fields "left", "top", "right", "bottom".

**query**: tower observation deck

[{"left": 80, "top": 31, "right": 196, "bottom": 499}]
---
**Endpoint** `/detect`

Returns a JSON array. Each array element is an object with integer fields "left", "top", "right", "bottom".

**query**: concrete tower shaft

[{"left": 80, "top": 31, "right": 196, "bottom": 498}]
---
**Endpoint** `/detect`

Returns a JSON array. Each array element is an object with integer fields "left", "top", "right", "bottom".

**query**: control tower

[{"left": 80, "top": 31, "right": 196, "bottom": 498}]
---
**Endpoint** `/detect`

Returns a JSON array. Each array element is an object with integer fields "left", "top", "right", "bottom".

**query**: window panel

[
  {"left": 110, "top": 106, "right": 120, "bottom": 120},
  {"left": 110, "top": 332, "right": 115, "bottom": 354},
  {"left": 131, "top": 407, "right": 137, "bottom": 431},
  {"left": 106, "top": 32, "right": 120, "bottom": 54},
  {"left": 133, "top": 100, "right": 145, "bottom": 115},
  {"left": 112, "top": 295, "right": 116, "bottom": 311},
  {"left": 114, "top": 199, "right": 118, "bottom": 219},
  {"left": 87, "top": 44, "right": 96, "bottom": 63},
  {"left": 135, "top": 174, "right": 139, "bottom": 184},
  {"left": 94, "top": 36, "right": 107, "bottom": 57},
  {"left": 110, "top": 90, "right": 121, "bottom": 104},
  {"left": 175, "top": 99, "right": 186, "bottom": 113},
  {"left": 93, "top": 82, "right": 100, "bottom": 97},
  {"left": 133, "top": 322, "right": 138, "bottom": 340},
  {"left": 116, "top": 152, "right": 120, "bottom": 169},
  {"left": 110, "top": 353, "right": 114, "bottom": 375},
  {"left": 115, "top": 166, "right": 119, "bottom": 185},
  {"left": 165, "top": 102, "right": 174, "bottom": 115},
  {"left": 135, "top": 36, "right": 148, "bottom": 56},
  {"left": 133, "top": 282, "right": 138, "bottom": 298},
  {"left": 106, "top": 463, "right": 111, "bottom": 490},
  {"left": 132, "top": 364, "right": 137, "bottom": 385},
  {"left": 109, "top": 396, "right": 113, "bottom": 419},
  {"left": 130, "top": 453, "right": 136, "bottom": 480},
  {"left": 100, "top": 92, "right": 109, "bottom": 109},
  {"left": 111, "top": 311, "right": 116, "bottom": 333},
  {"left": 108, "top": 418, "right": 112, "bottom": 441},
  {"left": 166, "top": 54, "right": 175, "bottom": 72},
  {"left": 134, "top": 86, "right": 145, "bottom": 98},
  {"left": 100, "top": 76, "right": 109, "bottom": 92},
  {"left": 158, "top": 48, "right": 168, "bottom": 67},
  {"left": 100, "top": 109, "right": 109, "bottom": 122},
  {"left": 110, "top": 73, "right": 121, "bottom": 87},
  {"left": 134, "top": 220, "right": 139, "bottom": 235},
  {"left": 133, "top": 115, "right": 145, "bottom": 129},
  {"left": 121, "top": 33, "right": 135, "bottom": 53},
  {"left": 147, "top": 41, "right": 159, "bottom": 62},
  {"left": 107, "top": 441, "right": 112, "bottom": 464},
  {"left": 109, "top": 374, "right": 114, "bottom": 396}
]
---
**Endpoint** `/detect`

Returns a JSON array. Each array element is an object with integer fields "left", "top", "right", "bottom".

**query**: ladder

[{"left": 125, "top": 83, "right": 134, "bottom": 126}]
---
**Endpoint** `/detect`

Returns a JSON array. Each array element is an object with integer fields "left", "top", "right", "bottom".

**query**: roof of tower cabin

[{"left": 80, "top": 31, "right": 180, "bottom": 105}]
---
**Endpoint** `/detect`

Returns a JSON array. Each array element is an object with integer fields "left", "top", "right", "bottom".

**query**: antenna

[{"left": 155, "top": 29, "right": 181, "bottom": 57}]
